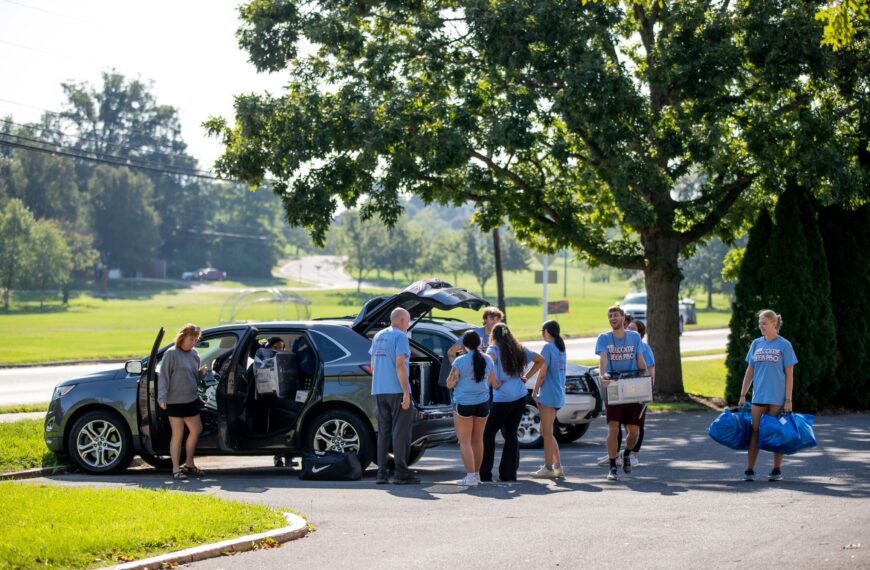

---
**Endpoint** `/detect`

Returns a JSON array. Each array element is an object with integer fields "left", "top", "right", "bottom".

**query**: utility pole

[
  {"left": 563, "top": 249, "right": 568, "bottom": 298},
  {"left": 542, "top": 253, "right": 549, "bottom": 322},
  {"left": 492, "top": 228, "right": 507, "bottom": 319}
]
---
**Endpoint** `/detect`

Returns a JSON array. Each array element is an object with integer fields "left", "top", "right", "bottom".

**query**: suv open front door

[
  {"left": 218, "top": 326, "right": 258, "bottom": 450},
  {"left": 137, "top": 327, "right": 165, "bottom": 454}
]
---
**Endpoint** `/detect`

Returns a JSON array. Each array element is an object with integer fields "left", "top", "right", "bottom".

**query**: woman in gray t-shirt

[{"left": 159, "top": 323, "right": 207, "bottom": 479}]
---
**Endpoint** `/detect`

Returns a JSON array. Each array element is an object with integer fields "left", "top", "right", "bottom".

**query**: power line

[
  {"left": 0, "top": 129, "right": 217, "bottom": 178},
  {"left": 0, "top": 117, "right": 202, "bottom": 168},
  {"left": 1, "top": 0, "right": 89, "bottom": 23},
  {"left": 0, "top": 134, "right": 227, "bottom": 181},
  {"left": 0, "top": 39, "right": 98, "bottom": 64}
]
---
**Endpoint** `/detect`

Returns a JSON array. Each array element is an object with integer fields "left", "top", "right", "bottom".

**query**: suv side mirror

[{"left": 125, "top": 360, "right": 143, "bottom": 375}]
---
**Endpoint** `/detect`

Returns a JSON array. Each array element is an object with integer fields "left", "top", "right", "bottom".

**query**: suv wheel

[
  {"left": 554, "top": 421, "right": 590, "bottom": 444},
  {"left": 308, "top": 409, "right": 374, "bottom": 469},
  {"left": 517, "top": 400, "right": 544, "bottom": 449},
  {"left": 67, "top": 410, "right": 133, "bottom": 474}
]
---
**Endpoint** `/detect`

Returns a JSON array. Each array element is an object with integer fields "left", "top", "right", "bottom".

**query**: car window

[
  {"left": 154, "top": 333, "right": 238, "bottom": 377},
  {"left": 623, "top": 293, "right": 646, "bottom": 304},
  {"left": 309, "top": 331, "right": 349, "bottom": 363},
  {"left": 410, "top": 331, "right": 455, "bottom": 358}
]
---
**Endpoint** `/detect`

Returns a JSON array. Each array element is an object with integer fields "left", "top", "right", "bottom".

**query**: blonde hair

[
  {"left": 757, "top": 309, "right": 783, "bottom": 331},
  {"left": 174, "top": 323, "right": 202, "bottom": 348},
  {"left": 607, "top": 304, "right": 625, "bottom": 316},
  {"left": 482, "top": 307, "right": 504, "bottom": 322}
]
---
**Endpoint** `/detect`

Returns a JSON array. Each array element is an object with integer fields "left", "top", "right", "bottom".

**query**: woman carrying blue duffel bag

[{"left": 738, "top": 309, "right": 798, "bottom": 482}]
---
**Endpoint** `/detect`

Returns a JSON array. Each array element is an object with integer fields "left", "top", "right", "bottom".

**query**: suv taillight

[{"left": 361, "top": 364, "right": 373, "bottom": 375}]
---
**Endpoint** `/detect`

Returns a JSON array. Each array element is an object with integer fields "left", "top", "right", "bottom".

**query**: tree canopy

[{"left": 208, "top": 0, "right": 867, "bottom": 393}]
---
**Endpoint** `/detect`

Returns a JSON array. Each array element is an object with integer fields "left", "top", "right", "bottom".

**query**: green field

[
  {"left": 0, "top": 482, "right": 291, "bottom": 569},
  {"left": 0, "top": 262, "right": 732, "bottom": 364},
  {"left": 0, "top": 419, "right": 63, "bottom": 473}
]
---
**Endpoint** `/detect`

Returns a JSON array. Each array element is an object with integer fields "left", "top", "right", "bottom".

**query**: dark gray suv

[{"left": 44, "top": 280, "right": 488, "bottom": 474}]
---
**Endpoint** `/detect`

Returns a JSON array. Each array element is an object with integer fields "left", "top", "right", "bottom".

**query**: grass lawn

[
  {"left": 0, "top": 419, "right": 63, "bottom": 473},
  {"left": 0, "top": 403, "right": 48, "bottom": 414},
  {"left": 0, "top": 482, "right": 291, "bottom": 569},
  {"left": 681, "top": 356, "right": 727, "bottom": 399},
  {"left": 1, "top": 260, "right": 732, "bottom": 364}
]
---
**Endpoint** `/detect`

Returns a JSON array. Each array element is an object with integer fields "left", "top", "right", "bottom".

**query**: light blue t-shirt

[
  {"left": 486, "top": 345, "right": 537, "bottom": 403},
  {"left": 595, "top": 330, "right": 644, "bottom": 374},
  {"left": 641, "top": 342, "right": 655, "bottom": 368},
  {"left": 537, "top": 342, "right": 566, "bottom": 409},
  {"left": 474, "top": 327, "right": 490, "bottom": 351},
  {"left": 369, "top": 327, "right": 410, "bottom": 395},
  {"left": 451, "top": 352, "right": 493, "bottom": 405},
  {"left": 746, "top": 336, "right": 798, "bottom": 405}
]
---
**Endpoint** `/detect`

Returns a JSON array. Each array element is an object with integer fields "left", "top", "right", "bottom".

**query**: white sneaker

[
  {"left": 596, "top": 455, "right": 611, "bottom": 466},
  {"left": 530, "top": 465, "right": 558, "bottom": 479},
  {"left": 458, "top": 474, "right": 478, "bottom": 486},
  {"left": 630, "top": 453, "right": 640, "bottom": 468},
  {"left": 553, "top": 465, "right": 565, "bottom": 477}
]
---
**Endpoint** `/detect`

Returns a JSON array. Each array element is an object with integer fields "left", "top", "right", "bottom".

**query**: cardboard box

[{"left": 605, "top": 376, "right": 653, "bottom": 405}]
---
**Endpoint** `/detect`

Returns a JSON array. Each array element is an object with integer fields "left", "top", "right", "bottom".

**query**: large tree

[
  {"left": 0, "top": 199, "right": 35, "bottom": 310},
  {"left": 207, "top": 0, "right": 865, "bottom": 393},
  {"left": 21, "top": 220, "right": 73, "bottom": 310}
]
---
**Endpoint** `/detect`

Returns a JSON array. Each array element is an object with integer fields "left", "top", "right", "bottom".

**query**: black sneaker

[
  {"left": 607, "top": 467, "right": 618, "bottom": 481},
  {"left": 622, "top": 454, "right": 632, "bottom": 474},
  {"left": 768, "top": 469, "right": 783, "bottom": 482},
  {"left": 376, "top": 474, "right": 389, "bottom": 485},
  {"left": 393, "top": 476, "right": 421, "bottom": 485},
  {"left": 743, "top": 469, "right": 756, "bottom": 482}
]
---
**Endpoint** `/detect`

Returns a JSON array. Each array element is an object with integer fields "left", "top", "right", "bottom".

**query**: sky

[{"left": 0, "top": 0, "right": 287, "bottom": 170}]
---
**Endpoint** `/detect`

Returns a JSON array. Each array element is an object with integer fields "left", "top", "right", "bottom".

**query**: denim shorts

[{"left": 454, "top": 401, "right": 490, "bottom": 418}]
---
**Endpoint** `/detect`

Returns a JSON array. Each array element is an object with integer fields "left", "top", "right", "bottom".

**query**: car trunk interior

[{"left": 409, "top": 343, "right": 450, "bottom": 407}]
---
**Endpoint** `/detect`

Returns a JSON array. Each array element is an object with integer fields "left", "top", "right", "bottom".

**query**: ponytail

[
  {"left": 461, "top": 330, "right": 487, "bottom": 382},
  {"left": 542, "top": 320, "right": 565, "bottom": 352}
]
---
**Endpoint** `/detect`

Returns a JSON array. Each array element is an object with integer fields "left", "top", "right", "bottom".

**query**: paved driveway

[{"left": 25, "top": 411, "right": 869, "bottom": 569}]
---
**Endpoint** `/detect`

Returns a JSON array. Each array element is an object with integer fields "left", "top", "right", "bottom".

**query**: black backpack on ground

[{"left": 299, "top": 451, "right": 362, "bottom": 481}]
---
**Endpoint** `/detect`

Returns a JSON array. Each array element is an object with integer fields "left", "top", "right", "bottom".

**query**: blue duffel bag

[
  {"left": 708, "top": 406, "right": 752, "bottom": 450},
  {"left": 759, "top": 413, "right": 816, "bottom": 454}
]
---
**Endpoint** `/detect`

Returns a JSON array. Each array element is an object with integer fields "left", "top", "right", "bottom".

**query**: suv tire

[
  {"left": 554, "top": 421, "right": 590, "bottom": 444},
  {"left": 517, "top": 399, "right": 544, "bottom": 449},
  {"left": 307, "top": 409, "right": 374, "bottom": 469},
  {"left": 67, "top": 410, "right": 134, "bottom": 474}
]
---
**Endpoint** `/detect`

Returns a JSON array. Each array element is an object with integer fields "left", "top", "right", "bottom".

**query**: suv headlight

[{"left": 52, "top": 385, "right": 76, "bottom": 400}]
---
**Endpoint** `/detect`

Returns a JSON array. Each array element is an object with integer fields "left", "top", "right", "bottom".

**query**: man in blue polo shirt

[
  {"left": 370, "top": 307, "right": 419, "bottom": 485},
  {"left": 596, "top": 305, "right": 647, "bottom": 481}
]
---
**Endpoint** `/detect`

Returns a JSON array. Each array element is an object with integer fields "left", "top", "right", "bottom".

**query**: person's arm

[
  {"left": 783, "top": 365, "right": 794, "bottom": 412},
  {"left": 523, "top": 353, "right": 546, "bottom": 381},
  {"left": 738, "top": 366, "right": 754, "bottom": 407},
  {"left": 647, "top": 365, "right": 656, "bottom": 386},
  {"left": 447, "top": 343, "right": 463, "bottom": 363},
  {"left": 157, "top": 351, "right": 173, "bottom": 408},
  {"left": 446, "top": 367, "right": 460, "bottom": 389},
  {"left": 599, "top": 351, "right": 611, "bottom": 387},
  {"left": 636, "top": 351, "right": 647, "bottom": 372},
  {"left": 487, "top": 368, "right": 498, "bottom": 388},
  {"left": 396, "top": 354, "right": 412, "bottom": 410}
]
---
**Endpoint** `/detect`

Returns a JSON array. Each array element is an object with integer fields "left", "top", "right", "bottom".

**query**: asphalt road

[
  {"left": 24, "top": 411, "right": 870, "bottom": 569},
  {"left": 0, "top": 329, "right": 729, "bottom": 406}
]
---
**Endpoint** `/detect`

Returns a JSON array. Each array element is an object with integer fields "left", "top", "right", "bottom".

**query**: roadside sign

[
  {"left": 534, "top": 270, "right": 557, "bottom": 284},
  {"left": 548, "top": 300, "right": 569, "bottom": 314}
]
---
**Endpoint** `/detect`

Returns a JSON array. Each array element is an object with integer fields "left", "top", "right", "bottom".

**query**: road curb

[
  {"left": 100, "top": 512, "right": 309, "bottom": 570},
  {"left": 0, "top": 359, "right": 127, "bottom": 369},
  {"left": 0, "top": 464, "right": 73, "bottom": 480}
]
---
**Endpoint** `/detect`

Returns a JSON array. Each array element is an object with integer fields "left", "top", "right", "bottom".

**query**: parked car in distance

[
  {"left": 44, "top": 279, "right": 487, "bottom": 474},
  {"left": 194, "top": 267, "right": 227, "bottom": 281},
  {"left": 181, "top": 271, "right": 197, "bottom": 280},
  {"left": 621, "top": 292, "right": 694, "bottom": 334}
]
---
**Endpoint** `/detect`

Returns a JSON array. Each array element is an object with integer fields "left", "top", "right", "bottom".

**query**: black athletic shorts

[
  {"left": 164, "top": 400, "right": 201, "bottom": 418},
  {"left": 454, "top": 401, "right": 490, "bottom": 418}
]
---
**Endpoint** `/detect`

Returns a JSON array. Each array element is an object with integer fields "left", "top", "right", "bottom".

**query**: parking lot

[{"left": 30, "top": 410, "right": 870, "bottom": 569}]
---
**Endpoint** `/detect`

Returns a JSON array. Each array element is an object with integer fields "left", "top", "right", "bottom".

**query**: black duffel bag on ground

[{"left": 299, "top": 451, "right": 362, "bottom": 481}]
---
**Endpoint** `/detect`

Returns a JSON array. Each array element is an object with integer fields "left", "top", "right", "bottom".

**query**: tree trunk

[
  {"left": 643, "top": 234, "right": 685, "bottom": 395},
  {"left": 492, "top": 228, "right": 506, "bottom": 318},
  {"left": 706, "top": 276, "right": 714, "bottom": 310}
]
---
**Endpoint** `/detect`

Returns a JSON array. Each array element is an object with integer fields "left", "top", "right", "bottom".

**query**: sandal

[
  {"left": 172, "top": 470, "right": 188, "bottom": 480},
  {"left": 181, "top": 465, "right": 204, "bottom": 477}
]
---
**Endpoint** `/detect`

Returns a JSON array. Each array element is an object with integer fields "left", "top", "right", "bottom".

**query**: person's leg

[
  {"left": 767, "top": 404, "right": 784, "bottom": 475},
  {"left": 539, "top": 405, "right": 558, "bottom": 469},
  {"left": 499, "top": 397, "right": 526, "bottom": 480},
  {"left": 481, "top": 402, "right": 509, "bottom": 481},
  {"left": 168, "top": 416, "right": 186, "bottom": 474},
  {"left": 182, "top": 414, "right": 202, "bottom": 469},
  {"left": 454, "top": 412, "right": 475, "bottom": 473},
  {"left": 747, "top": 404, "right": 769, "bottom": 474},
  {"left": 607, "top": 421, "right": 621, "bottom": 459},
  {"left": 472, "top": 415, "right": 488, "bottom": 474},
  {"left": 624, "top": 423, "right": 640, "bottom": 453},
  {"left": 633, "top": 423, "right": 645, "bottom": 453},
  {"left": 392, "top": 395, "right": 415, "bottom": 480},
  {"left": 616, "top": 423, "right": 624, "bottom": 453},
  {"left": 375, "top": 395, "right": 393, "bottom": 480}
]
